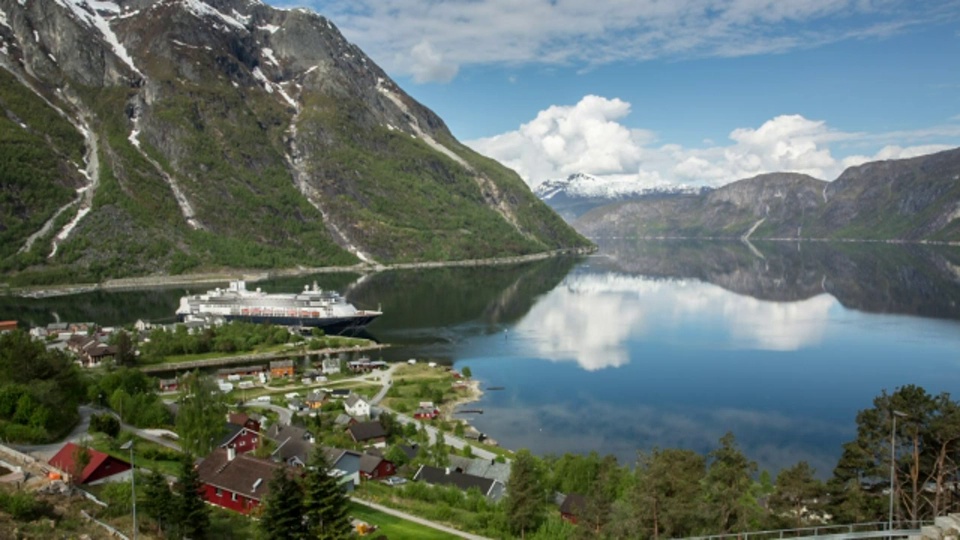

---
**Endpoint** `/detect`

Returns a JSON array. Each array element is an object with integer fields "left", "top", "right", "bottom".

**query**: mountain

[
  {"left": 575, "top": 148, "right": 960, "bottom": 241},
  {"left": 533, "top": 172, "right": 711, "bottom": 221},
  {"left": 0, "top": 0, "right": 589, "bottom": 286}
]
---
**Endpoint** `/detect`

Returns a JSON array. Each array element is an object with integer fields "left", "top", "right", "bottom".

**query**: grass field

[{"left": 349, "top": 502, "right": 459, "bottom": 540}]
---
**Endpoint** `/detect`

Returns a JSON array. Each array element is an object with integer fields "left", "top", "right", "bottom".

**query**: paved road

[
  {"left": 389, "top": 410, "right": 498, "bottom": 461},
  {"left": 12, "top": 405, "right": 98, "bottom": 461},
  {"left": 241, "top": 401, "right": 293, "bottom": 426},
  {"left": 351, "top": 497, "right": 492, "bottom": 540}
]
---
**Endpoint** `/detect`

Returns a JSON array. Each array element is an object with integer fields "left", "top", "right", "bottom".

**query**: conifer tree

[
  {"left": 140, "top": 470, "right": 175, "bottom": 535},
  {"left": 260, "top": 470, "right": 306, "bottom": 540},
  {"left": 505, "top": 449, "right": 545, "bottom": 538},
  {"left": 176, "top": 455, "right": 209, "bottom": 540},
  {"left": 302, "top": 450, "right": 352, "bottom": 539}
]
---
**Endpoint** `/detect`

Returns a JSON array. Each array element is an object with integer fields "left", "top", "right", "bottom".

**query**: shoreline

[
  {"left": 441, "top": 379, "right": 495, "bottom": 444},
  {"left": 6, "top": 247, "right": 594, "bottom": 298}
]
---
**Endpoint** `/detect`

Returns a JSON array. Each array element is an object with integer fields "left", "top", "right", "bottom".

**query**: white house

[
  {"left": 321, "top": 357, "right": 341, "bottom": 375},
  {"left": 344, "top": 394, "right": 370, "bottom": 418}
]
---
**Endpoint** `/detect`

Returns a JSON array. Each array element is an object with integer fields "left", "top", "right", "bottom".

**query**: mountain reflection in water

[{"left": 2, "top": 240, "right": 960, "bottom": 475}]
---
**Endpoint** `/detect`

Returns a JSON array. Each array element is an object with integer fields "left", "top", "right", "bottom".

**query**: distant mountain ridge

[
  {"left": 574, "top": 148, "right": 960, "bottom": 242},
  {"left": 0, "top": 0, "right": 588, "bottom": 285},
  {"left": 534, "top": 172, "right": 712, "bottom": 221}
]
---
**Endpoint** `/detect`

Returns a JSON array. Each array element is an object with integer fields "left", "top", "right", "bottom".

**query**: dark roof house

[
  {"left": 347, "top": 421, "right": 387, "bottom": 447},
  {"left": 413, "top": 465, "right": 505, "bottom": 501}
]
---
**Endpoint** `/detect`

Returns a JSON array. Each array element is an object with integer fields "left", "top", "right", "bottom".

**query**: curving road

[{"left": 351, "top": 497, "right": 493, "bottom": 540}]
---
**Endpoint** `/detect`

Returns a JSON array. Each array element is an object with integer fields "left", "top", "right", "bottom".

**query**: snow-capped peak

[
  {"left": 534, "top": 173, "right": 709, "bottom": 201},
  {"left": 54, "top": 0, "right": 142, "bottom": 76}
]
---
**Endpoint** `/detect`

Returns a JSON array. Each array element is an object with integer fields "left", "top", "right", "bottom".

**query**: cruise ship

[{"left": 175, "top": 281, "right": 382, "bottom": 334}]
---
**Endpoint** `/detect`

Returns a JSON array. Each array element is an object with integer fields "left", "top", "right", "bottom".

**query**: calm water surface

[{"left": 4, "top": 240, "right": 960, "bottom": 475}]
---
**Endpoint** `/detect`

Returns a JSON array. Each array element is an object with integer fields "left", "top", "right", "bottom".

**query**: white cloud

[
  {"left": 298, "top": 0, "right": 946, "bottom": 83},
  {"left": 467, "top": 95, "right": 960, "bottom": 188},
  {"left": 405, "top": 40, "right": 458, "bottom": 83}
]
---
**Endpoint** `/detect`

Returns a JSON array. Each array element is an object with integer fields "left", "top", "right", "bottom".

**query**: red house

[
  {"left": 228, "top": 412, "right": 262, "bottom": 433},
  {"left": 413, "top": 406, "right": 439, "bottom": 420},
  {"left": 196, "top": 447, "right": 288, "bottom": 515},
  {"left": 359, "top": 454, "right": 396, "bottom": 480},
  {"left": 559, "top": 493, "right": 586, "bottom": 524},
  {"left": 219, "top": 424, "right": 260, "bottom": 455},
  {"left": 48, "top": 442, "right": 131, "bottom": 485}
]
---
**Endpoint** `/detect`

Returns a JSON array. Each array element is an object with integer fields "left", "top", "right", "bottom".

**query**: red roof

[{"left": 49, "top": 442, "right": 129, "bottom": 484}]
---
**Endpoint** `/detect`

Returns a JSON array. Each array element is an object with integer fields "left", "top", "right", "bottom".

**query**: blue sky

[{"left": 286, "top": 0, "right": 960, "bottom": 187}]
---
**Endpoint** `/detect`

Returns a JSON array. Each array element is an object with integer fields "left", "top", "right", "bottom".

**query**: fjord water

[{"left": 4, "top": 240, "right": 960, "bottom": 475}]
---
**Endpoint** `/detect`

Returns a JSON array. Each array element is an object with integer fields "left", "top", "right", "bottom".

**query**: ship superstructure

[{"left": 175, "top": 281, "right": 381, "bottom": 334}]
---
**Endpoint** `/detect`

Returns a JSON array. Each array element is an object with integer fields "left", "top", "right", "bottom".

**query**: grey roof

[
  {"left": 266, "top": 424, "right": 315, "bottom": 466},
  {"left": 196, "top": 448, "right": 287, "bottom": 502},
  {"left": 359, "top": 453, "right": 385, "bottom": 474},
  {"left": 413, "top": 465, "right": 504, "bottom": 500},
  {"left": 270, "top": 359, "right": 294, "bottom": 368},
  {"left": 323, "top": 447, "right": 361, "bottom": 476},
  {"left": 345, "top": 394, "right": 366, "bottom": 408},
  {"left": 448, "top": 456, "right": 512, "bottom": 484}
]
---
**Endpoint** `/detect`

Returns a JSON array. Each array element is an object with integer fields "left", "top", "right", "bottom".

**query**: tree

[
  {"left": 461, "top": 366, "right": 472, "bottom": 379},
  {"left": 89, "top": 413, "right": 121, "bottom": 438},
  {"left": 769, "top": 461, "right": 824, "bottom": 528},
  {"left": 112, "top": 330, "right": 136, "bottom": 367},
  {"left": 260, "top": 470, "right": 306, "bottom": 540},
  {"left": 140, "top": 470, "right": 175, "bottom": 535},
  {"left": 631, "top": 448, "right": 705, "bottom": 539},
  {"left": 175, "top": 455, "right": 209, "bottom": 540},
  {"left": 70, "top": 442, "right": 91, "bottom": 485},
  {"left": 576, "top": 454, "right": 621, "bottom": 538},
  {"left": 175, "top": 371, "right": 227, "bottom": 456},
  {"left": 505, "top": 449, "right": 546, "bottom": 538},
  {"left": 302, "top": 449, "right": 351, "bottom": 539},
  {"left": 703, "top": 432, "right": 758, "bottom": 533}
]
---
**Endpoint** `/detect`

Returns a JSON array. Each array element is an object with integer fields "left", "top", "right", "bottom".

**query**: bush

[
  {"left": 0, "top": 491, "right": 53, "bottom": 521},
  {"left": 90, "top": 414, "right": 121, "bottom": 438}
]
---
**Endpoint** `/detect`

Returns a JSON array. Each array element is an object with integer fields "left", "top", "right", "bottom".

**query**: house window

[
  {"left": 215, "top": 488, "right": 222, "bottom": 497},
  {"left": 231, "top": 492, "right": 238, "bottom": 502}
]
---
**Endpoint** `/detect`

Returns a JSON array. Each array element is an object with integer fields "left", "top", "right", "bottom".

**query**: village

[{"left": 0, "top": 318, "right": 533, "bottom": 538}]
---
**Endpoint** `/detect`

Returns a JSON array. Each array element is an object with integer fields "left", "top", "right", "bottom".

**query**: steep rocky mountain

[
  {"left": 575, "top": 148, "right": 960, "bottom": 241},
  {"left": 534, "top": 172, "right": 712, "bottom": 221},
  {"left": 0, "top": 0, "right": 588, "bottom": 285}
]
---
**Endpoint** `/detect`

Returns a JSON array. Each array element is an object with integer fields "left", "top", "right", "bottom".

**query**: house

[
  {"left": 0, "top": 321, "right": 17, "bottom": 333},
  {"left": 412, "top": 465, "right": 505, "bottom": 501},
  {"left": 66, "top": 334, "right": 117, "bottom": 368},
  {"left": 344, "top": 394, "right": 370, "bottom": 418},
  {"left": 269, "top": 359, "right": 295, "bottom": 379},
  {"left": 448, "top": 456, "right": 512, "bottom": 485},
  {"left": 217, "top": 365, "right": 266, "bottom": 380},
  {"left": 228, "top": 412, "right": 261, "bottom": 433},
  {"left": 413, "top": 406, "right": 439, "bottom": 420},
  {"left": 305, "top": 391, "right": 327, "bottom": 409},
  {"left": 323, "top": 448, "right": 361, "bottom": 490},
  {"left": 48, "top": 443, "right": 131, "bottom": 485},
  {"left": 559, "top": 493, "right": 587, "bottom": 524},
  {"left": 287, "top": 397, "right": 306, "bottom": 412},
  {"left": 158, "top": 378, "right": 179, "bottom": 392},
  {"left": 218, "top": 423, "right": 260, "bottom": 455},
  {"left": 347, "top": 421, "right": 388, "bottom": 448},
  {"left": 321, "top": 357, "right": 341, "bottom": 375},
  {"left": 266, "top": 425, "right": 316, "bottom": 467},
  {"left": 197, "top": 447, "right": 289, "bottom": 515},
  {"left": 329, "top": 388, "right": 351, "bottom": 399},
  {"left": 359, "top": 453, "right": 396, "bottom": 480}
]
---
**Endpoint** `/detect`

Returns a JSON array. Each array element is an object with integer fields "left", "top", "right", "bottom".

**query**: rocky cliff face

[
  {"left": 0, "top": 0, "right": 588, "bottom": 285},
  {"left": 576, "top": 149, "right": 960, "bottom": 242}
]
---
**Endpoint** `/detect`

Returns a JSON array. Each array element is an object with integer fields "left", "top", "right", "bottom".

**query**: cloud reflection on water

[{"left": 519, "top": 273, "right": 837, "bottom": 370}]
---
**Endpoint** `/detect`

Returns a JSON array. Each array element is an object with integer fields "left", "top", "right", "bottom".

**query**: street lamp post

[
  {"left": 121, "top": 440, "right": 137, "bottom": 540},
  {"left": 889, "top": 410, "right": 908, "bottom": 535}
]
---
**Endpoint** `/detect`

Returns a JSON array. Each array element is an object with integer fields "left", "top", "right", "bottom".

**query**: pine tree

[
  {"left": 260, "top": 470, "right": 306, "bottom": 540},
  {"left": 176, "top": 455, "right": 209, "bottom": 540},
  {"left": 302, "top": 450, "right": 352, "bottom": 540},
  {"left": 140, "top": 470, "right": 175, "bottom": 535},
  {"left": 505, "top": 449, "right": 545, "bottom": 538}
]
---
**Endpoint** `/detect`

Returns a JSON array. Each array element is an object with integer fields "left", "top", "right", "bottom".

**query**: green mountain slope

[{"left": 0, "top": 0, "right": 588, "bottom": 285}]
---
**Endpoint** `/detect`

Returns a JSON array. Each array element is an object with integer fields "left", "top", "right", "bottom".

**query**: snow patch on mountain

[
  {"left": 181, "top": 0, "right": 247, "bottom": 32},
  {"left": 55, "top": 0, "right": 142, "bottom": 76},
  {"left": 534, "top": 173, "right": 708, "bottom": 201}
]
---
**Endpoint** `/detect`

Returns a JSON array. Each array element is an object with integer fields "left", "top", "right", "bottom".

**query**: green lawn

[{"left": 349, "top": 502, "right": 459, "bottom": 540}]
